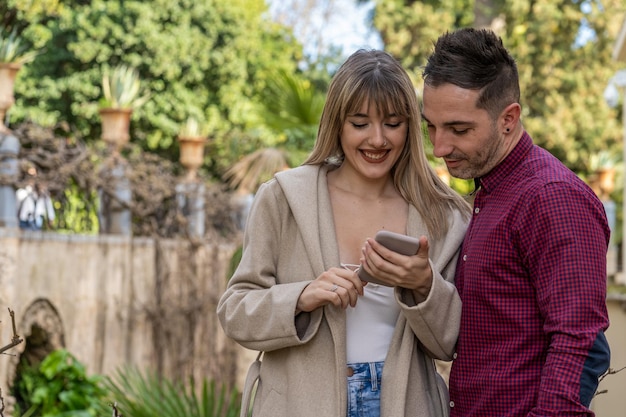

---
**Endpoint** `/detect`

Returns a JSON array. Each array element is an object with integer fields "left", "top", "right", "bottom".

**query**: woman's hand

[
  {"left": 296, "top": 267, "right": 365, "bottom": 314},
  {"left": 360, "top": 235, "right": 433, "bottom": 298}
]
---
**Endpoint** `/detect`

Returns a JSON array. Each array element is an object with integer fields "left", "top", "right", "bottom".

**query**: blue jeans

[
  {"left": 347, "top": 361, "right": 384, "bottom": 417},
  {"left": 19, "top": 219, "right": 39, "bottom": 230}
]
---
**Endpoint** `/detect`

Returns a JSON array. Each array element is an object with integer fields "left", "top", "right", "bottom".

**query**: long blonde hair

[{"left": 304, "top": 49, "right": 470, "bottom": 238}]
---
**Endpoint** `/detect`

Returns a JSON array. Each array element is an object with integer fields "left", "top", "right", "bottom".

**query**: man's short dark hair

[{"left": 423, "top": 28, "right": 521, "bottom": 118}]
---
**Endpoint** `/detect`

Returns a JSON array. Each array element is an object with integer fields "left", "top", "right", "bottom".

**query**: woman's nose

[{"left": 368, "top": 125, "right": 386, "bottom": 147}]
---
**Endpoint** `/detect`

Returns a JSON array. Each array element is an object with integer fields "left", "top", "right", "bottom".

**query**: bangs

[{"left": 345, "top": 73, "right": 410, "bottom": 118}]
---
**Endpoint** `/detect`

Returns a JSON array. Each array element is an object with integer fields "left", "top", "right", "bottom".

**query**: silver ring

[{"left": 330, "top": 284, "right": 339, "bottom": 292}]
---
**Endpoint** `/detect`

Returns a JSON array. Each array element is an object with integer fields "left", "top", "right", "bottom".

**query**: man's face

[{"left": 421, "top": 84, "right": 506, "bottom": 179}]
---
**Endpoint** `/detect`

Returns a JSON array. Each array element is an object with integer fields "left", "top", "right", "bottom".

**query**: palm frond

[
  {"left": 222, "top": 147, "right": 289, "bottom": 194},
  {"left": 103, "top": 366, "right": 240, "bottom": 417}
]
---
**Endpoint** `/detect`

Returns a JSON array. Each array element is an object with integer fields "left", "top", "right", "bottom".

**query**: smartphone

[{"left": 358, "top": 230, "right": 421, "bottom": 286}]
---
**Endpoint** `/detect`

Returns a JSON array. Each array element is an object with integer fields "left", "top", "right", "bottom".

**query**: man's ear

[{"left": 501, "top": 102, "right": 521, "bottom": 131}]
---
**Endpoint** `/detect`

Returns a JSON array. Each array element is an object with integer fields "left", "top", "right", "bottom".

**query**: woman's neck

[{"left": 327, "top": 165, "right": 396, "bottom": 201}]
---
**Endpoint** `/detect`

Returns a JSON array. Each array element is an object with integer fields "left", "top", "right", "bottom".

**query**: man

[{"left": 421, "top": 27, "right": 610, "bottom": 416}]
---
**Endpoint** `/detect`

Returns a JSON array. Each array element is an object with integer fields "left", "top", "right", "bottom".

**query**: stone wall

[{"left": 0, "top": 227, "right": 246, "bottom": 405}]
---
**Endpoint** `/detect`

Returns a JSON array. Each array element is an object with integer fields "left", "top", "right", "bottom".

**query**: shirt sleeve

[
  {"left": 398, "top": 208, "right": 466, "bottom": 360},
  {"left": 519, "top": 182, "right": 610, "bottom": 416}
]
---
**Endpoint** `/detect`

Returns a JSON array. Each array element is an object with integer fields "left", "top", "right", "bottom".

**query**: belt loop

[{"left": 369, "top": 362, "right": 379, "bottom": 391}]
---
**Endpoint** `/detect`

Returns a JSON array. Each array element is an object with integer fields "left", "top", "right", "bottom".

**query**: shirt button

[
  {"left": 453, "top": 352, "right": 457, "bottom": 359},
  {"left": 474, "top": 207, "right": 480, "bottom": 214},
  {"left": 450, "top": 401, "right": 455, "bottom": 408},
  {"left": 462, "top": 255, "right": 467, "bottom": 261}
]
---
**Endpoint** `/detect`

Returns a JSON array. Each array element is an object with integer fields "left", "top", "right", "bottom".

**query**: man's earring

[{"left": 505, "top": 128, "right": 510, "bottom": 133}]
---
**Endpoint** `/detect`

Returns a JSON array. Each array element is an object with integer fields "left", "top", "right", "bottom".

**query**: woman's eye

[
  {"left": 386, "top": 122, "right": 401, "bottom": 128},
  {"left": 351, "top": 122, "right": 367, "bottom": 128}
]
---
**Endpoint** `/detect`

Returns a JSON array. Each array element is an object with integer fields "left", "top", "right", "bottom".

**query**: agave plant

[
  {"left": 100, "top": 64, "right": 151, "bottom": 109},
  {"left": 179, "top": 116, "right": 209, "bottom": 138},
  {"left": 0, "top": 27, "right": 39, "bottom": 65},
  {"left": 103, "top": 366, "right": 240, "bottom": 417}
]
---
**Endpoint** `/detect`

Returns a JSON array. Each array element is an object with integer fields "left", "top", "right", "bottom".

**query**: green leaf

[{"left": 103, "top": 366, "right": 241, "bottom": 417}]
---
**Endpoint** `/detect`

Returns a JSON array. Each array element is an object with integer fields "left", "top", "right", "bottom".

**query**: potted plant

[
  {"left": 177, "top": 116, "right": 208, "bottom": 180},
  {"left": 0, "top": 27, "right": 39, "bottom": 131},
  {"left": 589, "top": 151, "right": 619, "bottom": 200},
  {"left": 99, "top": 65, "right": 150, "bottom": 151}
]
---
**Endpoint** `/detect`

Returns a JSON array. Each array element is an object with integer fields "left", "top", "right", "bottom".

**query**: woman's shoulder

[
  {"left": 256, "top": 165, "right": 323, "bottom": 201},
  {"left": 275, "top": 164, "right": 321, "bottom": 180},
  {"left": 274, "top": 164, "right": 329, "bottom": 190}
]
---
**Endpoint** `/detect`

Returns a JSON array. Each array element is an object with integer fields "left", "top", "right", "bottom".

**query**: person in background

[
  {"left": 421, "top": 27, "right": 610, "bottom": 416},
  {"left": 218, "top": 49, "right": 470, "bottom": 417},
  {"left": 16, "top": 167, "right": 55, "bottom": 230}
]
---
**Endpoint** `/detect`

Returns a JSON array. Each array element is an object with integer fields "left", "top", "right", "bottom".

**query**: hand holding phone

[{"left": 358, "top": 230, "right": 421, "bottom": 286}]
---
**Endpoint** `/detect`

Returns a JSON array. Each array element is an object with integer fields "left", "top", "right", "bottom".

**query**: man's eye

[{"left": 453, "top": 128, "right": 470, "bottom": 135}]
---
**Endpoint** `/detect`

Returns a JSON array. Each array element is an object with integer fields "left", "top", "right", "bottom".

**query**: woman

[{"left": 217, "top": 49, "right": 470, "bottom": 417}]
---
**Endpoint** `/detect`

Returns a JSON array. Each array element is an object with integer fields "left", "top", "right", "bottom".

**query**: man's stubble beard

[{"left": 448, "top": 127, "right": 502, "bottom": 180}]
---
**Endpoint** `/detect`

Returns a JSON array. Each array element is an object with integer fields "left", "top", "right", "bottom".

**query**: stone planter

[
  {"left": 589, "top": 167, "right": 616, "bottom": 201},
  {"left": 178, "top": 135, "right": 206, "bottom": 180},
  {"left": 99, "top": 107, "right": 133, "bottom": 152},
  {"left": 597, "top": 168, "right": 616, "bottom": 198}
]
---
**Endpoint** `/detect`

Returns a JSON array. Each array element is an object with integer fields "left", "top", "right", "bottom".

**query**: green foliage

[
  {"left": 100, "top": 64, "right": 150, "bottom": 110},
  {"left": 4, "top": 0, "right": 303, "bottom": 179},
  {"left": 55, "top": 181, "right": 100, "bottom": 235},
  {"left": 103, "top": 366, "right": 240, "bottom": 417},
  {"left": 374, "top": 0, "right": 625, "bottom": 175},
  {"left": 12, "top": 349, "right": 109, "bottom": 417},
  {"left": 374, "top": 0, "right": 473, "bottom": 83}
]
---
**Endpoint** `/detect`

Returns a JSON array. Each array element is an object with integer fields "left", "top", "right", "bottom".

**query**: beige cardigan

[{"left": 217, "top": 164, "right": 468, "bottom": 417}]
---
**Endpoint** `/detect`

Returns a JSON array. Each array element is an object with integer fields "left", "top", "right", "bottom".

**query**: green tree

[
  {"left": 373, "top": 0, "right": 625, "bottom": 175},
  {"left": 2, "top": 0, "right": 303, "bottom": 179}
]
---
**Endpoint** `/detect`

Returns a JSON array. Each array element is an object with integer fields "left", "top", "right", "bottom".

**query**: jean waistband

[
  {"left": 346, "top": 361, "right": 384, "bottom": 389},
  {"left": 348, "top": 362, "right": 385, "bottom": 378}
]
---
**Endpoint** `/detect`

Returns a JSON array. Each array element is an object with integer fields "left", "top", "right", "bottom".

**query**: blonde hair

[{"left": 304, "top": 49, "right": 470, "bottom": 237}]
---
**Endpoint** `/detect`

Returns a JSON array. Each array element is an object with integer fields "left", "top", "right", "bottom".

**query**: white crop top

[{"left": 345, "top": 282, "right": 401, "bottom": 363}]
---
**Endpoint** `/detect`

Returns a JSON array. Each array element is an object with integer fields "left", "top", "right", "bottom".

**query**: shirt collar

[{"left": 478, "top": 131, "right": 533, "bottom": 194}]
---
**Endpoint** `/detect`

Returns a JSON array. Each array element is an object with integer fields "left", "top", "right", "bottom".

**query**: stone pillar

[
  {"left": 604, "top": 199, "right": 618, "bottom": 277},
  {"left": 0, "top": 132, "right": 20, "bottom": 228},
  {"left": 98, "top": 159, "right": 132, "bottom": 235},
  {"left": 176, "top": 180, "right": 205, "bottom": 238}
]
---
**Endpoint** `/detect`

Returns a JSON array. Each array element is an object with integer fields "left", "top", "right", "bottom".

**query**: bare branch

[{"left": 0, "top": 308, "right": 22, "bottom": 355}]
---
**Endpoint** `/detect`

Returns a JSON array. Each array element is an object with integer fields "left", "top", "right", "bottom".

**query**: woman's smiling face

[{"left": 340, "top": 100, "right": 408, "bottom": 180}]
